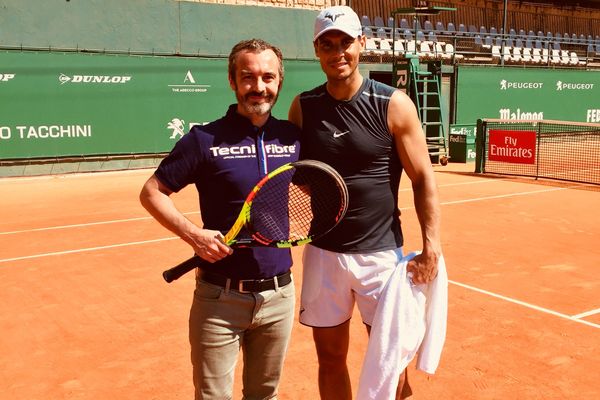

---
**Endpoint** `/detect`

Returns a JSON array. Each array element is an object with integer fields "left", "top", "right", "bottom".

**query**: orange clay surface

[{"left": 1, "top": 163, "right": 599, "bottom": 399}]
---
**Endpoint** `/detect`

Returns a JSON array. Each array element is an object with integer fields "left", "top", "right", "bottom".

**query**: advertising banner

[
  {"left": 456, "top": 66, "right": 600, "bottom": 126},
  {"left": 0, "top": 51, "right": 322, "bottom": 160},
  {"left": 488, "top": 129, "right": 536, "bottom": 164},
  {"left": 448, "top": 124, "right": 477, "bottom": 162}
]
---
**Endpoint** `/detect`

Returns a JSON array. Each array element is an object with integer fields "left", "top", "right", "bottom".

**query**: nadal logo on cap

[{"left": 313, "top": 6, "right": 362, "bottom": 42}]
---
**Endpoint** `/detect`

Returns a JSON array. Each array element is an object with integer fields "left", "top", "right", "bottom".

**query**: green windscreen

[{"left": 0, "top": 51, "right": 323, "bottom": 160}]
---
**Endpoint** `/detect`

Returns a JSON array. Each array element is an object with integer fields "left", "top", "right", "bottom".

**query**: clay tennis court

[{"left": 1, "top": 163, "right": 598, "bottom": 399}]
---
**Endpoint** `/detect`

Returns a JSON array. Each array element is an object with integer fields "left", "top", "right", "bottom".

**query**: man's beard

[{"left": 237, "top": 91, "right": 277, "bottom": 115}]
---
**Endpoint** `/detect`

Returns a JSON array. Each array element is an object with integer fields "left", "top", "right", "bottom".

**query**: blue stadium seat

[
  {"left": 374, "top": 16, "right": 385, "bottom": 28},
  {"left": 446, "top": 22, "right": 456, "bottom": 35},
  {"left": 387, "top": 17, "right": 395, "bottom": 29},
  {"left": 361, "top": 15, "right": 372, "bottom": 27},
  {"left": 424, "top": 20, "right": 434, "bottom": 33},
  {"left": 483, "top": 36, "right": 493, "bottom": 48},
  {"left": 435, "top": 21, "right": 445, "bottom": 33},
  {"left": 375, "top": 27, "right": 388, "bottom": 40},
  {"left": 413, "top": 20, "right": 422, "bottom": 32},
  {"left": 525, "top": 38, "right": 533, "bottom": 49},
  {"left": 515, "top": 38, "right": 523, "bottom": 48}
]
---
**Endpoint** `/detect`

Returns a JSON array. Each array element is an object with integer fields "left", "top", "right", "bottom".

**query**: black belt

[{"left": 197, "top": 269, "right": 292, "bottom": 293}]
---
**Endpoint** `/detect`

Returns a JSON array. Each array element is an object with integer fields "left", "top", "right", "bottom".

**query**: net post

[
  {"left": 535, "top": 121, "right": 542, "bottom": 180},
  {"left": 475, "top": 118, "right": 485, "bottom": 173}
]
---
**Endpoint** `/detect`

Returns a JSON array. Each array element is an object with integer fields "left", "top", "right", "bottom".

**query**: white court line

[
  {"left": 2, "top": 176, "right": 596, "bottom": 329},
  {"left": 0, "top": 237, "right": 178, "bottom": 263},
  {"left": 1, "top": 241, "right": 597, "bottom": 330},
  {"left": 399, "top": 178, "right": 503, "bottom": 192},
  {"left": 0, "top": 168, "right": 154, "bottom": 183},
  {"left": 438, "top": 186, "right": 568, "bottom": 206},
  {"left": 398, "top": 186, "right": 567, "bottom": 211},
  {"left": 0, "top": 211, "right": 200, "bottom": 236},
  {"left": 571, "top": 308, "right": 600, "bottom": 319},
  {"left": 4, "top": 186, "right": 560, "bottom": 236},
  {"left": 0, "top": 179, "right": 506, "bottom": 236},
  {"left": 449, "top": 280, "right": 600, "bottom": 329}
]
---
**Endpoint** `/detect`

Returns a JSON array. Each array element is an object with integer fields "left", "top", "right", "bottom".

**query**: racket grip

[{"left": 162, "top": 255, "right": 201, "bottom": 283}]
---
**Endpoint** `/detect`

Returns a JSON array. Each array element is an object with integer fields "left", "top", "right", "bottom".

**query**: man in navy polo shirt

[{"left": 140, "top": 39, "right": 300, "bottom": 399}]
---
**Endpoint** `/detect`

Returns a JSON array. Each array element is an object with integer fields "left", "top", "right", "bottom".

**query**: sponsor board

[{"left": 488, "top": 130, "right": 536, "bottom": 164}]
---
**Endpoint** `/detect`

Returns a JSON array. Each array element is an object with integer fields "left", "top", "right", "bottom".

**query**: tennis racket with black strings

[{"left": 162, "top": 159, "right": 348, "bottom": 283}]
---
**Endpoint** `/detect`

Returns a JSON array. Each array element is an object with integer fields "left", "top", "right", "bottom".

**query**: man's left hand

[{"left": 406, "top": 252, "right": 439, "bottom": 285}]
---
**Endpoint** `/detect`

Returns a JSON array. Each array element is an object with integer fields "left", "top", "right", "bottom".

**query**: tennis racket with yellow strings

[{"left": 162, "top": 159, "right": 348, "bottom": 283}]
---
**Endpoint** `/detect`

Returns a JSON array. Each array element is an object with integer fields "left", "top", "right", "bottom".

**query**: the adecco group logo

[
  {"left": 499, "top": 79, "right": 543, "bottom": 90},
  {"left": 59, "top": 73, "right": 132, "bottom": 84}
]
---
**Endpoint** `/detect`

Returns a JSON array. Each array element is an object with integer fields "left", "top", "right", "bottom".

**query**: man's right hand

[{"left": 189, "top": 229, "right": 233, "bottom": 263}]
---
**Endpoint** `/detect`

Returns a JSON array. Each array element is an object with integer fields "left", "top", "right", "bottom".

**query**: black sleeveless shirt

[{"left": 300, "top": 78, "right": 403, "bottom": 253}]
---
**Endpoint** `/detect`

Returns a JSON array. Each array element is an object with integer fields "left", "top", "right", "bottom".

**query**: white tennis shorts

[{"left": 299, "top": 244, "right": 403, "bottom": 327}]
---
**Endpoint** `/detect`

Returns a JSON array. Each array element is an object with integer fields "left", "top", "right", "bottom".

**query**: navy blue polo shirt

[{"left": 155, "top": 104, "right": 301, "bottom": 279}]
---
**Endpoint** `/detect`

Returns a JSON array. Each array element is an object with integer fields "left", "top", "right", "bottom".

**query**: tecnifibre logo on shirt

[{"left": 210, "top": 144, "right": 297, "bottom": 159}]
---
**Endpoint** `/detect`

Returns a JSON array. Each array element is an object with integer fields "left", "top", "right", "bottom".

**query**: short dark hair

[{"left": 228, "top": 39, "right": 284, "bottom": 83}]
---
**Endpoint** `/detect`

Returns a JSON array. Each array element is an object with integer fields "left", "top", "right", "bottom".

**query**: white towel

[{"left": 357, "top": 251, "right": 448, "bottom": 400}]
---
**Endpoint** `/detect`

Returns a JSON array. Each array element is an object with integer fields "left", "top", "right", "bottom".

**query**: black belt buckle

[
  {"left": 238, "top": 278, "right": 265, "bottom": 293},
  {"left": 198, "top": 269, "right": 290, "bottom": 293}
]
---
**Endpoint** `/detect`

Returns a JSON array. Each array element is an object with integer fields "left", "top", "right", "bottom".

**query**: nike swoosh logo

[{"left": 333, "top": 130, "right": 349, "bottom": 138}]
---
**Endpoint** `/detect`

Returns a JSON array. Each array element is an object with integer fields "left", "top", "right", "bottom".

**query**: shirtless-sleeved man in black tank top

[{"left": 288, "top": 6, "right": 442, "bottom": 400}]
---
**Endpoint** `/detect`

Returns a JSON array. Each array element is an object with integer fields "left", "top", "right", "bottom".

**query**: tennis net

[{"left": 475, "top": 119, "right": 600, "bottom": 185}]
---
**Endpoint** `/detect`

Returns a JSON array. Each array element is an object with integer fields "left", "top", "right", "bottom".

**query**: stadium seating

[{"left": 359, "top": 13, "right": 598, "bottom": 67}]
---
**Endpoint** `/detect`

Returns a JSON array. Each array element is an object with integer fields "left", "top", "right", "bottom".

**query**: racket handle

[{"left": 162, "top": 255, "right": 201, "bottom": 283}]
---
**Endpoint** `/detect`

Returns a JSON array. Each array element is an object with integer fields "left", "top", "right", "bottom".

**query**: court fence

[{"left": 475, "top": 118, "right": 600, "bottom": 185}]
